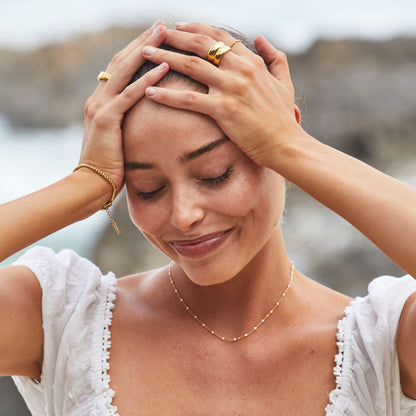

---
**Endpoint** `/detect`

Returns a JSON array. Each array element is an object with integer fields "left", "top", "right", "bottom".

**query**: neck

[{"left": 170, "top": 229, "right": 293, "bottom": 338}]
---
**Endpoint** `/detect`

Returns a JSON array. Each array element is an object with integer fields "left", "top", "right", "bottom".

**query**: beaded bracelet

[{"left": 73, "top": 163, "right": 121, "bottom": 235}]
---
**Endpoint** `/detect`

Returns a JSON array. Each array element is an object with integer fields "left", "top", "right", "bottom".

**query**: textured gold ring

[
  {"left": 207, "top": 41, "right": 232, "bottom": 66},
  {"left": 97, "top": 71, "right": 111, "bottom": 82},
  {"left": 207, "top": 42, "right": 225, "bottom": 64}
]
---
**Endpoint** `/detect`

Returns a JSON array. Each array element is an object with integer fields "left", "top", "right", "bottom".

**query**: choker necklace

[{"left": 168, "top": 261, "right": 294, "bottom": 342}]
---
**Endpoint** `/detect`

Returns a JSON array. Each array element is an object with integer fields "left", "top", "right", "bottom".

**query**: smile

[{"left": 169, "top": 228, "right": 234, "bottom": 258}]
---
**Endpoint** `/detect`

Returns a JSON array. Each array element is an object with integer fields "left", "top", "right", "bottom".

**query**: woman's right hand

[{"left": 79, "top": 20, "right": 169, "bottom": 193}]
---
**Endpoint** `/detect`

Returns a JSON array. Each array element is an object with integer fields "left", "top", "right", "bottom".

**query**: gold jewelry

[
  {"left": 168, "top": 261, "right": 294, "bottom": 342},
  {"left": 229, "top": 39, "right": 241, "bottom": 48},
  {"left": 73, "top": 164, "right": 121, "bottom": 235},
  {"left": 207, "top": 41, "right": 232, "bottom": 66},
  {"left": 207, "top": 41, "right": 225, "bottom": 63},
  {"left": 97, "top": 71, "right": 111, "bottom": 82}
]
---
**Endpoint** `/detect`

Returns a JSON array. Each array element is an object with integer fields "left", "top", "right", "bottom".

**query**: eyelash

[
  {"left": 201, "top": 167, "right": 233, "bottom": 186},
  {"left": 136, "top": 168, "right": 233, "bottom": 201}
]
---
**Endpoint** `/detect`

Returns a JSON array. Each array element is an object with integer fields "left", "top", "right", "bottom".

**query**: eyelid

[
  {"left": 135, "top": 167, "right": 233, "bottom": 201},
  {"left": 137, "top": 185, "right": 165, "bottom": 200},
  {"left": 200, "top": 167, "right": 233, "bottom": 185}
]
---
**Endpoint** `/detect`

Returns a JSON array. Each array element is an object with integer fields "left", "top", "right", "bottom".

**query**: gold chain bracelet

[{"left": 73, "top": 163, "right": 121, "bottom": 235}]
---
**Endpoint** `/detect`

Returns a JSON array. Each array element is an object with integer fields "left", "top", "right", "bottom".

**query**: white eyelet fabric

[
  {"left": 11, "top": 247, "right": 416, "bottom": 415},
  {"left": 12, "top": 247, "right": 119, "bottom": 416}
]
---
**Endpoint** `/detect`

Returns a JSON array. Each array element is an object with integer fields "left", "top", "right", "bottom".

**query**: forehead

[{"left": 123, "top": 96, "right": 224, "bottom": 157}]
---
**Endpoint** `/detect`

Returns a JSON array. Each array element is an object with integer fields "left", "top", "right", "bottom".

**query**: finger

[
  {"left": 254, "top": 35, "right": 293, "bottom": 88},
  {"left": 145, "top": 86, "right": 218, "bottom": 116},
  {"left": 176, "top": 22, "right": 235, "bottom": 44},
  {"left": 109, "top": 63, "right": 170, "bottom": 115},
  {"left": 103, "top": 25, "right": 168, "bottom": 96},
  {"left": 117, "top": 20, "right": 166, "bottom": 59},
  {"left": 164, "top": 29, "right": 246, "bottom": 61},
  {"left": 141, "top": 45, "right": 229, "bottom": 88},
  {"left": 94, "top": 23, "right": 164, "bottom": 95}
]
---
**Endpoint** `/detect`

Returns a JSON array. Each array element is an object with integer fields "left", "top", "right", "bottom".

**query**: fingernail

[
  {"left": 143, "top": 46, "right": 156, "bottom": 57},
  {"left": 176, "top": 22, "right": 187, "bottom": 29},
  {"left": 151, "top": 20, "right": 164, "bottom": 29},
  {"left": 151, "top": 25, "right": 163, "bottom": 37},
  {"left": 146, "top": 87, "right": 157, "bottom": 97},
  {"left": 157, "top": 62, "right": 168, "bottom": 71}
]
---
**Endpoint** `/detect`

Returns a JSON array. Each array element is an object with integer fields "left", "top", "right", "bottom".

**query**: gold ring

[
  {"left": 207, "top": 42, "right": 225, "bottom": 64},
  {"left": 97, "top": 71, "right": 111, "bottom": 82},
  {"left": 229, "top": 39, "right": 241, "bottom": 48},
  {"left": 207, "top": 41, "right": 232, "bottom": 66}
]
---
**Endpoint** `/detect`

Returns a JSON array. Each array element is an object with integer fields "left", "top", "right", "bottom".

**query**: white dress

[{"left": 11, "top": 247, "right": 416, "bottom": 415}]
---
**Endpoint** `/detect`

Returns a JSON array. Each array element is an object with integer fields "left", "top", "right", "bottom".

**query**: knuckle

[
  {"left": 182, "top": 92, "right": 197, "bottom": 107},
  {"left": 194, "top": 34, "right": 212, "bottom": 47},
  {"left": 84, "top": 99, "right": 97, "bottom": 118},
  {"left": 253, "top": 54, "right": 266, "bottom": 68},
  {"left": 215, "top": 96, "right": 235, "bottom": 117},
  {"left": 93, "top": 109, "right": 111, "bottom": 129},
  {"left": 183, "top": 56, "right": 202, "bottom": 73},
  {"left": 121, "top": 85, "right": 137, "bottom": 100},
  {"left": 229, "top": 75, "right": 250, "bottom": 98},
  {"left": 111, "top": 51, "right": 124, "bottom": 66},
  {"left": 240, "top": 62, "right": 257, "bottom": 80},
  {"left": 114, "top": 59, "right": 130, "bottom": 74},
  {"left": 276, "top": 50, "right": 288, "bottom": 65},
  {"left": 211, "top": 27, "right": 227, "bottom": 40}
]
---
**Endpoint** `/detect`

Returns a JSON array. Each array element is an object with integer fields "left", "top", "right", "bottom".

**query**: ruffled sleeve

[
  {"left": 11, "top": 246, "right": 119, "bottom": 416},
  {"left": 326, "top": 274, "right": 416, "bottom": 416}
]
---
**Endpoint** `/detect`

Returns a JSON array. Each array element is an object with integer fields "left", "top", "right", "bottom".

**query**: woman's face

[{"left": 123, "top": 91, "right": 285, "bottom": 285}]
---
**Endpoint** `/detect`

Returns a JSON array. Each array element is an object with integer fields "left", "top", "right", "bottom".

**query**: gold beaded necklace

[{"left": 168, "top": 261, "right": 294, "bottom": 342}]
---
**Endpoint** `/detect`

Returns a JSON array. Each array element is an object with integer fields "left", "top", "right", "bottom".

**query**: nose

[{"left": 170, "top": 187, "right": 205, "bottom": 231}]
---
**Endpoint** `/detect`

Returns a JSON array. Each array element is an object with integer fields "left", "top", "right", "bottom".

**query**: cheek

[
  {"left": 218, "top": 167, "right": 284, "bottom": 220},
  {"left": 126, "top": 187, "right": 167, "bottom": 235}
]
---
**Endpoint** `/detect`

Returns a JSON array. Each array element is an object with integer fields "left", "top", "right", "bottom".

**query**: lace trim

[
  {"left": 325, "top": 303, "right": 353, "bottom": 415},
  {"left": 101, "top": 278, "right": 119, "bottom": 416}
]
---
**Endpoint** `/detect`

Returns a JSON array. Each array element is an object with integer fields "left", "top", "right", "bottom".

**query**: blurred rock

[{"left": 0, "top": 26, "right": 148, "bottom": 128}]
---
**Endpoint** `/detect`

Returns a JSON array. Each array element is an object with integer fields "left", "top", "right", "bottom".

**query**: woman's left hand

[{"left": 141, "top": 22, "right": 306, "bottom": 170}]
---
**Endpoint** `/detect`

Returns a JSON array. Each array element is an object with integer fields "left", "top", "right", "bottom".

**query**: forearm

[
  {"left": 276, "top": 134, "right": 416, "bottom": 278},
  {"left": 0, "top": 169, "right": 112, "bottom": 261}
]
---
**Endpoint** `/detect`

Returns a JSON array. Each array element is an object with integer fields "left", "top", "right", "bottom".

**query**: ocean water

[{"left": 0, "top": 119, "right": 107, "bottom": 266}]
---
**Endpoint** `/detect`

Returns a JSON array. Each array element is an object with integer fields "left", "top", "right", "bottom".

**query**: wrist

[
  {"left": 72, "top": 165, "right": 122, "bottom": 235},
  {"left": 73, "top": 164, "right": 117, "bottom": 209},
  {"left": 266, "top": 130, "right": 318, "bottom": 178},
  {"left": 71, "top": 168, "right": 115, "bottom": 210}
]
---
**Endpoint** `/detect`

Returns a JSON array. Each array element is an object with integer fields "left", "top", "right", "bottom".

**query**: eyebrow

[{"left": 124, "top": 137, "right": 229, "bottom": 170}]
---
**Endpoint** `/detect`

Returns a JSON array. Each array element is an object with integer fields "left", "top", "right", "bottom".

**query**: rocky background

[{"left": 1, "top": 24, "right": 415, "bottom": 414}]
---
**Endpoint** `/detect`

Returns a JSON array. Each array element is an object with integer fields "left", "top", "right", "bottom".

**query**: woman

[{"left": 0, "top": 20, "right": 415, "bottom": 415}]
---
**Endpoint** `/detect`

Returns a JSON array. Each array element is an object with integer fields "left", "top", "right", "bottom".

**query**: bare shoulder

[
  {"left": 294, "top": 273, "right": 352, "bottom": 323},
  {"left": 0, "top": 265, "right": 43, "bottom": 378},
  {"left": 113, "top": 265, "right": 173, "bottom": 324},
  {"left": 397, "top": 289, "right": 416, "bottom": 399},
  {"left": 116, "top": 266, "right": 169, "bottom": 300}
]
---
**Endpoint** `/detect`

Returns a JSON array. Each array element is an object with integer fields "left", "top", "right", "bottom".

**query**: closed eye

[
  {"left": 137, "top": 186, "right": 165, "bottom": 200},
  {"left": 201, "top": 167, "right": 233, "bottom": 186}
]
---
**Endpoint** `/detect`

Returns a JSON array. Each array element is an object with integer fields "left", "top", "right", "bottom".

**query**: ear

[{"left": 294, "top": 105, "right": 301, "bottom": 124}]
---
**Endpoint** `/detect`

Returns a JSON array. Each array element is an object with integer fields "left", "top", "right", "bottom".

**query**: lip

[{"left": 169, "top": 228, "right": 234, "bottom": 258}]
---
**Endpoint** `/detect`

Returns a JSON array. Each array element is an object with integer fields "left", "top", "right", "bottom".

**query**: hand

[
  {"left": 79, "top": 21, "right": 169, "bottom": 191},
  {"left": 141, "top": 22, "right": 305, "bottom": 170}
]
